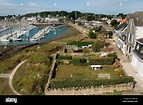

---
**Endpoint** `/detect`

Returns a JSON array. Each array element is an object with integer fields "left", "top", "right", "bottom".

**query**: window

[
  {"left": 140, "top": 46, "right": 143, "bottom": 53},
  {"left": 130, "top": 21, "right": 133, "bottom": 29},
  {"left": 129, "top": 46, "right": 132, "bottom": 53},
  {"left": 128, "top": 33, "right": 132, "bottom": 43},
  {"left": 136, "top": 43, "right": 140, "bottom": 51},
  {"left": 136, "top": 17, "right": 139, "bottom": 21}
]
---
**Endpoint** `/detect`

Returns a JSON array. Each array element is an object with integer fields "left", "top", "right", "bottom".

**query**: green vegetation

[
  {"left": 107, "top": 53, "right": 118, "bottom": 62},
  {"left": 13, "top": 54, "right": 52, "bottom": 95},
  {"left": 67, "top": 41, "right": 93, "bottom": 47},
  {"left": 110, "top": 20, "right": 120, "bottom": 28},
  {"left": 93, "top": 40, "right": 110, "bottom": 52},
  {"left": 57, "top": 55, "right": 72, "bottom": 60},
  {"left": 0, "top": 53, "right": 28, "bottom": 73},
  {"left": 115, "top": 69, "right": 124, "bottom": 76},
  {"left": 11, "top": 43, "right": 65, "bottom": 95},
  {"left": 53, "top": 65, "right": 119, "bottom": 80},
  {"left": 88, "top": 30, "right": 97, "bottom": 39},
  {"left": 0, "top": 79, "right": 15, "bottom": 95},
  {"left": 50, "top": 76, "right": 134, "bottom": 88},
  {"left": 89, "top": 57, "right": 114, "bottom": 65},
  {"left": 71, "top": 58, "right": 87, "bottom": 66}
]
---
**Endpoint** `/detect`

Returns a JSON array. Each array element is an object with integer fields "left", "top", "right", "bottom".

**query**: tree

[
  {"left": 107, "top": 31, "right": 113, "bottom": 38},
  {"left": 93, "top": 40, "right": 109, "bottom": 52},
  {"left": 110, "top": 20, "right": 119, "bottom": 28},
  {"left": 117, "top": 13, "right": 127, "bottom": 19},
  {"left": 88, "top": 30, "right": 96, "bottom": 39}
]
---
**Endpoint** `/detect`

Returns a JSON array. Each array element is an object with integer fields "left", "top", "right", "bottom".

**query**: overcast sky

[{"left": 0, "top": 0, "right": 143, "bottom": 16}]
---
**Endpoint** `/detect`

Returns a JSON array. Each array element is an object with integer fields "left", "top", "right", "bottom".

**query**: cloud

[
  {"left": 28, "top": 2, "right": 38, "bottom": 7},
  {"left": 0, "top": 0, "right": 17, "bottom": 6}
]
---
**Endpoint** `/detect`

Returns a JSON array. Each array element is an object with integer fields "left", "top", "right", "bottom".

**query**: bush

[
  {"left": 115, "top": 69, "right": 124, "bottom": 76},
  {"left": 88, "top": 30, "right": 96, "bottom": 39},
  {"left": 93, "top": 40, "right": 110, "bottom": 52}
]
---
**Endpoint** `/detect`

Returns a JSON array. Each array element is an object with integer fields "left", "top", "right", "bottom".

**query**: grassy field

[
  {"left": 53, "top": 64, "right": 119, "bottom": 80},
  {"left": 56, "top": 34, "right": 83, "bottom": 43},
  {"left": 82, "top": 37, "right": 97, "bottom": 42},
  {"left": 0, "top": 79, "right": 15, "bottom": 95},
  {"left": 12, "top": 42, "right": 67, "bottom": 95},
  {"left": 12, "top": 50, "right": 54, "bottom": 95},
  {"left": 0, "top": 25, "right": 84, "bottom": 95},
  {"left": 23, "top": 42, "right": 64, "bottom": 53}
]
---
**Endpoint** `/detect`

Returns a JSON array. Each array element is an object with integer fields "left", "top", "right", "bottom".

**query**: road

[{"left": 9, "top": 60, "right": 27, "bottom": 95}]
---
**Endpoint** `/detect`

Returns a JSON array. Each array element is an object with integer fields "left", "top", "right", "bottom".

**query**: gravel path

[{"left": 9, "top": 60, "right": 27, "bottom": 95}]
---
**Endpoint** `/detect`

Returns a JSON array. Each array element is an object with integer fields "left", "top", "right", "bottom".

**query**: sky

[{"left": 0, "top": 0, "right": 143, "bottom": 16}]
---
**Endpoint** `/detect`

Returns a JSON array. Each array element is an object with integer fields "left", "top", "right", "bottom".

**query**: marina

[
  {"left": 30, "top": 26, "right": 53, "bottom": 41},
  {"left": 0, "top": 25, "right": 69, "bottom": 46}
]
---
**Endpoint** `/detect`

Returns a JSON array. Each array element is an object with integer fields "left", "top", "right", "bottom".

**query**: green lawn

[
  {"left": 23, "top": 42, "right": 64, "bottom": 53},
  {"left": 53, "top": 64, "right": 119, "bottom": 80},
  {"left": 56, "top": 34, "right": 83, "bottom": 43},
  {"left": 0, "top": 79, "right": 15, "bottom": 95},
  {"left": 13, "top": 54, "right": 52, "bottom": 95}
]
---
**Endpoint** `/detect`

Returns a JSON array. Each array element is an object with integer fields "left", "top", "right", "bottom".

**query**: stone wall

[
  {"left": 45, "top": 82, "right": 133, "bottom": 95},
  {"left": 59, "top": 52, "right": 99, "bottom": 56},
  {"left": 44, "top": 53, "right": 58, "bottom": 91}
]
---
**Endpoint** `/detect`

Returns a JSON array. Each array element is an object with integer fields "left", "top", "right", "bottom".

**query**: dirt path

[{"left": 9, "top": 60, "right": 27, "bottom": 95}]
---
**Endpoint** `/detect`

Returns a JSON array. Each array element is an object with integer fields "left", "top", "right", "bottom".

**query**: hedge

[
  {"left": 57, "top": 55, "right": 72, "bottom": 60},
  {"left": 71, "top": 58, "right": 88, "bottom": 66},
  {"left": 67, "top": 41, "right": 93, "bottom": 47},
  {"left": 107, "top": 53, "right": 118, "bottom": 61},
  {"left": 89, "top": 57, "right": 114, "bottom": 65},
  {"left": 50, "top": 76, "right": 134, "bottom": 88}
]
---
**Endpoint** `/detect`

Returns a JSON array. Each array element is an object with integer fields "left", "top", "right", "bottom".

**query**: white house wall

[
  {"left": 132, "top": 54, "right": 143, "bottom": 77},
  {"left": 117, "top": 38, "right": 126, "bottom": 54},
  {"left": 136, "top": 27, "right": 143, "bottom": 39}
]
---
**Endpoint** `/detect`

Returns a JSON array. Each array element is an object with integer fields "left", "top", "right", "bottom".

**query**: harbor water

[{"left": 0, "top": 26, "right": 69, "bottom": 46}]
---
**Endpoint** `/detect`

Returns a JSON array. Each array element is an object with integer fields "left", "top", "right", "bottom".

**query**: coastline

[{"left": 0, "top": 25, "right": 81, "bottom": 61}]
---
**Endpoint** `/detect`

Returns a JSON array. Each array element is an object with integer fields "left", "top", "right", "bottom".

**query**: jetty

[{"left": 30, "top": 26, "right": 52, "bottom": 41}]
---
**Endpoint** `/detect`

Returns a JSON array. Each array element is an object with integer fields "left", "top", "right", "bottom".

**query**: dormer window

[
  {"left": 136, "top": 17, "right": 139, "bottom": 20},
  {"left": 140, "top": 47, "right": 143, "bottom": 53},
  {"left": 136, "top": 43, "right": 140, "bottom": 51}
]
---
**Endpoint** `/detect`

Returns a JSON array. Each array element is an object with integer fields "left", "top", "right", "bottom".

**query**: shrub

[
  {"left": 71, "top": 58, "right": 88, "bottom": 66},
  {"left": 89, "top": 57, "right": 114, "bottom": 65},
  {"left": 115, "top": 69, "right": 124, "bottom": 76},
  {"left": 88, "top": 30, "right": 96, "bottom": 39},
  {"left": 107, "top": 53, "right": 117, "bottom": 62},
  {"left": 57, "top": 56, "right": 72, "bottom": 60}
]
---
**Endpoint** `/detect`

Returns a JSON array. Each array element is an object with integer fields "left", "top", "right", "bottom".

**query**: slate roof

[
  {"left": 133, "top": 37, "right": 143, "bottom": 59},
  {"left": 115, "top": 23, "right": 127, "bottom": 30},
  {"left": 137, "top": 38, "right": 143, "bottom": 45},
  {"left": 126, "top": 11, "right": 143, "bottom": 26}
]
